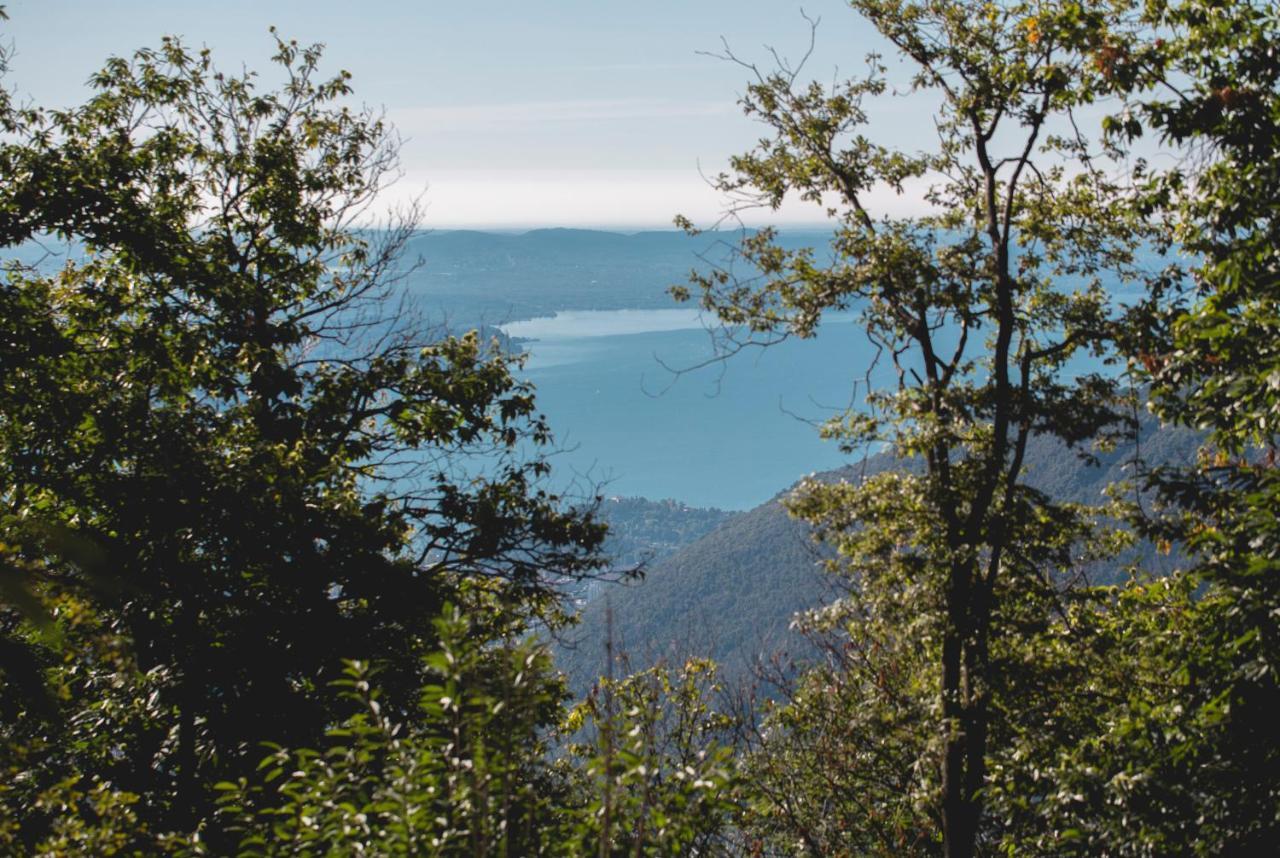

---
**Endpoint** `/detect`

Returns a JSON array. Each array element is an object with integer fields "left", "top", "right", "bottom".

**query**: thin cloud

[{"left": 391, "top": 98, "right": 736, "bottom": 128}]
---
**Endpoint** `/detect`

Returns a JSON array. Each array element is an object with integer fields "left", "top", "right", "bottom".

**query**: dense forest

[{"left": 2, "top": 1, "right": 1278, "bottom": 856}]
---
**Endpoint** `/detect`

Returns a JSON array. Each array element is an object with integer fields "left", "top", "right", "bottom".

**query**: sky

[{"left": 2, "top": 1, "right": 925, "bottom": 228}]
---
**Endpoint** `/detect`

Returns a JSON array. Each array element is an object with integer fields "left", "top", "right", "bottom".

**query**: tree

[
  {"left": 560, "top": 656, "right": 740, "bottom": 856},
  {"left": 995, "top": 1, "right": 1280, "bottom": 851},
  {"left": 0, "top": 33, "right": 605, "bottom": 837},
  {"left": 211, "top": 621, "right": 738, "bottom": 858},
  {"left": 215, "top": 607, "right": 574, "bottom": 857},
  {"left": 1129, "top": 0, "right": 1280, "bottom": 839},
  {"left": 674, "top": 3, "right": 1153, "bottom": 854},
  {"left": 735, "top": 595, "right": 940, "bottom": 855}
]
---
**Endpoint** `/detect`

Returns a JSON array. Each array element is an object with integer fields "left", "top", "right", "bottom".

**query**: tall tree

[
  {"left": 0, "top": 34, "right": 605, "bottom": 833},
  {"left": 1135, "top": 0, "right": 1280, "bottom": 844},
  {"left": 1015, "top": 1, "right": 1280, "bottom": 850},
  {"left": 674, "top": 3, "right": 1151, "bottom": 853}
]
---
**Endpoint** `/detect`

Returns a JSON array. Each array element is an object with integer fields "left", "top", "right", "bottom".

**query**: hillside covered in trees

[
  {"left": 563, "top": 411, "right": 1200, "bottom": 690},
  {"left": 2, "top": 1, "right": 1279, "bottom": 856}
]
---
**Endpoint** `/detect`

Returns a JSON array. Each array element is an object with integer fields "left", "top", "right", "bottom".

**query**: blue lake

[
  {"left": 502, "top": 302, "right": 1126, "bottom": 510},
  {"left": 502, "top": 309, "right": 888, "bottom": 510}
]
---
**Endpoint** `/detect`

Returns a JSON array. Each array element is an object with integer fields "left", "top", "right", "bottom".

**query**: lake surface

[
  {"left": 502, "top": 303, "right": 1123, "bottom": 510},
  {"left": 502, "top": 309, "right": 888, "bottom": 510}
]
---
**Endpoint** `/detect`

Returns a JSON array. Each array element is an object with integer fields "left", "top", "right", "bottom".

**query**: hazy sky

[{"left": 2, "top": 1, "right": 924, "bottom": 228}]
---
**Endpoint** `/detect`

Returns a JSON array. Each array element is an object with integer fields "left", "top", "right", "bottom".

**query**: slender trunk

[
  {"left": 941, "top": 524, "right": 1000, "bottom": 857},
  {"left": 940, "top": 562, "right": 977, "bottom": 858},
  {"left": 964, "top": 633, "right": 990, "bottom": 837}
]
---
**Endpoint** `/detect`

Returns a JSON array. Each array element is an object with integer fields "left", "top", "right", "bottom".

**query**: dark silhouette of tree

[{"left": 0, "top": 33, "right": 605, "bottom": 834}]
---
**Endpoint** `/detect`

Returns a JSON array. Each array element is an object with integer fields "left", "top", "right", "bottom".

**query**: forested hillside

[
  {"left": 597, "top": 496, "right": 736, "bottom": 573},
  {"left": 564, "top": 413, "right": 1201, "bottom": 689},
  {"left": 555, "top": 497, "right": 737, "bottom": 604},
  {"left": 564, "top": 487, "right": 827, "bottom": 688}
]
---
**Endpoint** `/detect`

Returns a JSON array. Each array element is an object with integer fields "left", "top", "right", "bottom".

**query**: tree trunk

[
  {"left": 941, "top": 557, "right": 981, "bottom": 858},
  {"left": 941, "top": 631, "right": 977, "bottom": 858}
]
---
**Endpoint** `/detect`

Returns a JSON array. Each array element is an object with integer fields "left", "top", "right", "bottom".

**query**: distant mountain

[
  {"left": 597, "top": 496, "right": 737, "bottom": 572},
  {"left": 561, "top": 483, "right": 832, "bottom": 690},
  {"left": 401, "top": 228, "right": 833, "bottom": 327},
  {"left": 559, "top": 415, "right": 1201, "bottom": 692},
  {"left": 552, "top": 496, "right": 738, "bottom": 609}
]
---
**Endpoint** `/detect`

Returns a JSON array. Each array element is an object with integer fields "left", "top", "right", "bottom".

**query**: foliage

[
  {"left": 561, "top": 657, "right": 740, "bottom": 856},
  {"left": 2, "top": 3, "right": 1279, "bottom": 855},
  {"left": 200, "top": 613, "right": 737, "bottom": 857},
  {"left": 707, "top": 2, "right": 1280, "bottom": 854},
  {"left": 737, "top": 598, "right": 941, "bottom": 856},
  {"left": 980, "top": 574, "right": 1239, "bottom": 856},
  {"left": 991, "top": 1, "right": 1280, "bottom": 852},
  {"left": 212, "top": 605, "right": 569, "bottom": 857},
  {"left": 0, "top": 31, "right": 605, "bottom": 839},
  {"left": 565, "top": 414, "right": 1201, "bottom": 708},
  {"left": 674, "top": 1, "right": 1150, "bottom": 854}
]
